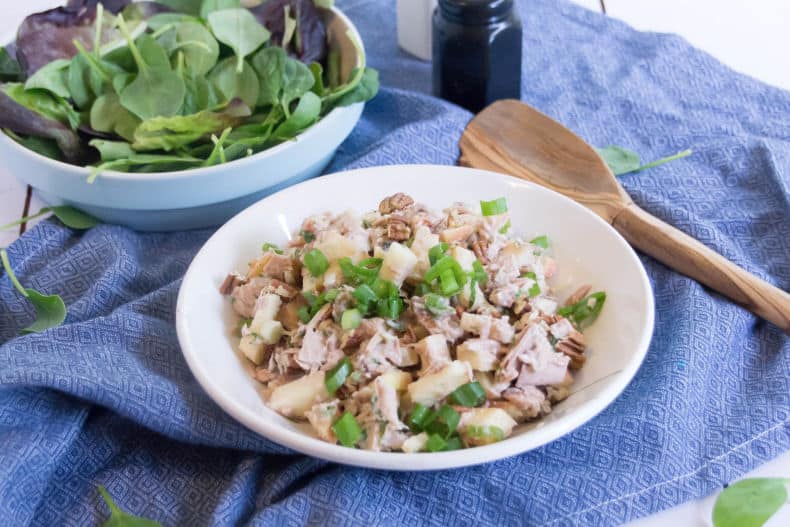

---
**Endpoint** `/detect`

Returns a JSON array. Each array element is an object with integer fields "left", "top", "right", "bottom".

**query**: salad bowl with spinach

[{"left": 0, "top": 0, "right": 378, "bottom": 230}]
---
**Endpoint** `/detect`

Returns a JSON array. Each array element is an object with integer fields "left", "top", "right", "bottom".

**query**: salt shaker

[
  {"left": 432, "top": 0, "right": 522, "bottom": 113},
  {"left": 397, "top": 0, "right": 438, "bottom": 61}
]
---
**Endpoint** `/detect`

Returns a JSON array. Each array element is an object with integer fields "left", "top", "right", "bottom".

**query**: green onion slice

[
  {"left": 530, "top": 235, "right": 549, "bottom": 249},
  {"left": 498, "top": 219, "right": 511, "bottom": 234},
  {"left": 424, "top": 293, "right": 452, "bottom": 316},
  {"left": 439, "top": 268, "right": 461, "bottom": 296},
  {"left": 424, "top": 405, "right": 460, "bottom": 438},
  {"left": 557, "top": 291, "right": 606, "bottom": 329},
  {"left": 426, "top": 433, "right": 447, "bottom": 452},
  {"left": 332, "top": 411, "right": 362, "bottom": 447},
  {"left": 262, "top": 243, "right": 283, "bottom": 254},
  {"left": 407, "top": 403, "right": 431, "bottom": 432},
  {"left": 428, "top": 243, "right": 449, "bottom": 266},
  {"left": 353, "top": 283, "right": 378, "bottom": 307},
  {"left": 339, "top": 257, "right": 382, "bottom": 285},
  {"left": 522, "top": 271, "right": 537, "bottom": 280},
  {"left": 471, "top": 260, "right": 488, "bottom": 285},
  {"left": 466, "top": 425, "right": 505, "bottom": 442},
  {"left": 297, "top": 306, "right": 311, "bottom": 323},
  {"left": 480, "top": 197, "right": 508, "bottom": 216},
  {"left": 301, "top": 230, "right": 316, "bottom": 242},
  {"left": 325, "top": 357, "right": 352, "bottom": 394},
  {"left": 449, "top": 381, "right": 486, "bottom": 407},
  {"left": 528, "top": 283, "right": 541, "bottom": 298},
  {"left": 341, "top": 308, "right": 362, "bottom": 330},
  {"left": 304, "top": 249, "right": 329, "bottom": 277},
  {"left": 443, "top": 435, "right": 463, "bottom": 451}
]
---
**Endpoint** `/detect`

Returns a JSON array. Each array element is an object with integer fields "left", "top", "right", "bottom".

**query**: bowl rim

[
  {"left": 176, "top": 164, "right": 656, "bottom": 471},
  {"left": 0, "top": 6, "right": 364, "bottom": 182}
]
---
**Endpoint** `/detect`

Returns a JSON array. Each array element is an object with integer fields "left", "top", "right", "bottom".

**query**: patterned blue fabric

[{"left": 1, "top": 0, "right": 788, "bottom": 524}]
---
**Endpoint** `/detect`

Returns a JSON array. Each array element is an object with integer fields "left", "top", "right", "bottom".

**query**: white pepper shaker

[{"left": 396, "top": 0, "right": 438, "bottom": 61}]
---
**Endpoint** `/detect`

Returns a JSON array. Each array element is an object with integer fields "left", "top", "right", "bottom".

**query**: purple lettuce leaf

[
  {"left": 0, "top": 90, "right": 87, "bottom": 163},
  {"left": 15, "top": 0, "right": 131, "bottom": 76},
  {"left": 250, "top": 0, "right": 327, "bottom": 65}
]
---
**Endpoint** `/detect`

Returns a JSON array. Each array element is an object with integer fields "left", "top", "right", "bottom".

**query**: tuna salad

[{"left": 220, "top": 193, "right": 606, "bottom": 452}]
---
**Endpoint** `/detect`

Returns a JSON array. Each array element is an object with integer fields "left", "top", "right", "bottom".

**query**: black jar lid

[{"left": 438, "top": 0, "right": 514, "bottom": 24}]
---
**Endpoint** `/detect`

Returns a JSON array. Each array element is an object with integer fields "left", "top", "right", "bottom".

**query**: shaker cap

[{"left": 437, "top": 0, "right": 514, "bottom": 24}]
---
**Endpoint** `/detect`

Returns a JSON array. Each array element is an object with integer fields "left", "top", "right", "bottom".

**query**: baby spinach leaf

[
  {"left": 131, "top": 99, "right": 250, "bottom": 151},
  {"left": 173, "top": 21, "right": 220, "bottom": 76},
  {"left": 712, "top": 478, "right": 790, "bottom": 527},
  {"left": 136, "top": 34, "right": 172, "bottom": 69},
  {"left": 98, "top": 486, "right": 162, "bottom": 527},
  {"left": 309, "top": 62, "right": 324, "bottom": 96},
  {"left": 146, "top": 13, "right": 199, "bottom": 31},
  {"left": 595, "top": 145, "right": 693, "bottom": 176},
  {"left": 2, "top": 83, "right": 80, "bottom": 130},
  {"left": 332, "top": 67, "right": 379, "bottom": 108},
  {"left": 89, "top": 153, "right": 204, "bottom": 181},
  {"left": 0, "top": 205, "right": 100, "bottom": 231},
  {"left": 24, "top": 59, "right": 72, "bottom": 98},
  {"left": 112, "top": 72, "right": 135, "bottom": 94},
  {"left": 90, "top": 139, "right": 136, "bottom": 161},
  {"left": 68, "top": 52, "right": 110, "bottom": 110},
  {"left": 150, "top": 0, "right": 202, "bottom": 16},
  {"left": 121, "top": 67, "right": 185, "bottom": 120},
  {"left": 181, "top": 74, "right": 218, "bottom": 114},
  {"left": 0, "top": 47, "right": 23, "bottom": 81},
  {"left": 250, "top": 46, "right": 286, "bottom": 106},
  {"left": 4, "top": 131, "right": 63, "bottom": 161},
  {"left": 200, "top": 0, "right": 241, "bottom": 19},
  {"left": 207, "top": 8, "right": 270, "bottom": 73},
  {"left": 272, "top": 91, "right": 320, "bottom": 139},
  {"left": 209, "top": 57, "right": 260, "bottom": 108},
  {"left": 1, "top": 248, "right": 67, "bottom": 334},
  {"left": 281, "top": 56, "right": 314, "bottom": 112},
  {"left": 0, "top": 90, "right": 85, "bottom": 162},
  {"left": 90, "top": 93, "right": 141, "bottom": 141}
]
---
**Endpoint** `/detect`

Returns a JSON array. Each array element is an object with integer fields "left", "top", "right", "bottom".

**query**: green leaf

[
  {"left": 712, "top": 478, "right": 790, "bottom": 527},
  {"left": 151, "top": 0, "right": 203, "bottom": 16},
  {"left": 333, "top": 67, "right": 379, "bottom": 108},
  {"left": 67, "top": 49, "right": 112, "bottom": 110},
  {"left": 209, "top": 57, "right": 260, "bottom": 109},
  {"left": 250, "top": 46, "right": 285, "bottom": 107},
  {"left": 4, "top": 131, "right": 63, "bottom": 161},
  {"left": 90, "top": 93, "right": 141, "bottom": 141},
  {"left": 136, "top": 34, "right": 172, "bottom": 69},
  {"left": 181, "top": 74, "right": 218, "bottom": 115},
  {"left": 0, "top": 46, "right": 22, "bottom": 82},
  {"left": 90, "top": 140, "right": 136, "bottom": 161},
  {"left": 98, "top": 485, "right": 163, "bottom": 527},
  {"left": 1, "top": 249, "right": 67, "bottom": 334},
  {"left": 309, "top": 62, "right": 325, "bottom": 96},
  {"left": 207, "top": 9, "right": 270, "bottom": 73},
  {"left": 596, "top": 145, "right": 693, "bottom": 176},
  {"left": 88, "top": 154, "right": 203, "bottom": 182},
  {"left": 273, "top": 91, "right": 321, "bottom": 139},
  {"left": 173, "top": 21, "right": 219, "bottom": 76},
  {"left": 24, "top": 59, "right": 71, "bottom": 98},
  {"left": 2, "top": 83, "right": 80, "bottom": 130},
  {"left": 280, "top": 56, "right": 315, "bottom": 112},
  {"left": 313, "top": 0, "right": 334, "bottom": 8},
  {"left": 146, "top": 13, "right": 199, "bottom": 32},
  {"left": 120, "top": 68, "right": 186, "bottom": 120},
  {"left": 50, "top": 205, "right": 101, "bottom": 230},
  {"left": 595, "top": 145, "right": 641, "bottom": 175},
  {"left": 200, "top": 0, "right": 241, "bottom": 19},
  {"left": 282, "top": 5, "right": 297, "bottom": 49},
  {"left": 131, "top": 100, "right": 250, "bottom": 151},
  {"left": 203, "top": 127, "right": 232, "bottom": 166}
]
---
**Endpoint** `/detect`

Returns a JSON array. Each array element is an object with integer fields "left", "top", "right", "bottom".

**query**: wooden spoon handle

[{"left": 612, "top": 203, "right": 790, "bottom": 334}]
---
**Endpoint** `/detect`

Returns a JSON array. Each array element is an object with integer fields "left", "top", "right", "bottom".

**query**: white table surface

[{"left": 0, "top": 1, "right": 788, "bottom": 525}]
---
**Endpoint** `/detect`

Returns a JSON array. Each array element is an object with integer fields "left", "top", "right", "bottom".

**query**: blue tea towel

[{"left": 1, "top": 0, "right": 788, "bottom": 525}]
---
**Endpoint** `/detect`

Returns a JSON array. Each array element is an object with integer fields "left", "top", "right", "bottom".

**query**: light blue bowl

[{"left": 0, "top": 7, "right": 365, "bottom": 231}]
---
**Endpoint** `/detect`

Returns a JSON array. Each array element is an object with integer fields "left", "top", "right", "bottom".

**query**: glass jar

[{"left": 432, "top": 0, "right": 522, "bottom": 113}]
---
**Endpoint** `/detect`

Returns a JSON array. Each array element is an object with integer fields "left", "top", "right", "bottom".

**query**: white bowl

[
  {"left": 0, "top": 7, "right": 364, "bottom": 232},
  {"left": 176, "top": 164, "right": 655, "bottom": 471}
]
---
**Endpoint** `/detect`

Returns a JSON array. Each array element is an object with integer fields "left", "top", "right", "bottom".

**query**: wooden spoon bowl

[{"left": 460, "top": 99, "right": 790, "bottom": 334}]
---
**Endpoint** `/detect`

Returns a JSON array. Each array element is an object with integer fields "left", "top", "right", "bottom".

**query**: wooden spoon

[{"left": 459, "top": 99, "right": 790, "bottom": 334}]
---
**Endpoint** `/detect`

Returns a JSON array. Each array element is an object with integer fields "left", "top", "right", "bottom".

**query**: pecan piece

[
  {"left": 555, "top": 329, "right": 586, "bottom": 369},
  {"left": 386, "top": 215, "right": 411, "bottom": 241},
  {"left": 512, "top": 296, "right": 532, "bottom": 317},
  {"left": 564, "top": 284, "right": 592, "bottom": 306},
  {"left": 219, "top": 273, "right": 246, "bottom": 295},
  {"left": 379, "top": 192, "right": 414, "bottom": 214}
]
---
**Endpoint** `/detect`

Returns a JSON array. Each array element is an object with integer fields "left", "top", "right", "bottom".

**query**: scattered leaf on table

[
  {"left": 712, "top": 478, "right": 790, "bottom": 527},
  {"left": 50, "top": 205, "right": 101, "bottom": 229},
  {"left": 207, "top": 8, "right": 270, "bottom": 73},
  {"left": 0, "top": 249, "right": 67, "bottom": 334},
  {"left": 98, "top": 486, "right": 162, "bottom": 527},
  {"left": 595, "top": 145, "right": 641, "bottom": 175}
]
